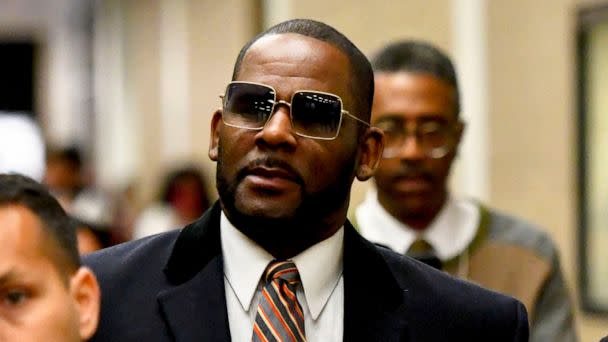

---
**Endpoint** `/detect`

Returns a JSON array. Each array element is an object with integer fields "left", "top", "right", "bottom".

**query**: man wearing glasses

[
  {"left": 354, "top": 40, "right": 577, "bottom": 342},
  {"left": 86, "top": 20, "right": 528, "bottom": 341}
]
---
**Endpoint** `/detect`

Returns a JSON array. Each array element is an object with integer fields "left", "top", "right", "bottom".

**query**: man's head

[
  {"left": 0, "top": 173, "right": 99, "bottom": 341},
  {"left": 370, "top": 41, "right": 464, "bottom": 229},
  {"left": 231, "top": 19, "right": 375, "bottom": 122},
  {"left": 44, "top": 146, "right": 84, "bottom": 200},
  {"left": 209, "top": 19, "right": 383, "bottom": 258}
]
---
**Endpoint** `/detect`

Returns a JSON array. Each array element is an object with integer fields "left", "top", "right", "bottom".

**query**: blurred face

[
  {"left": 0, "top": 205, "right": 99, "bottom": 342},
  {"left": 43, "top": 159, "right": 80, "bottom": 196},
  {"left": 372, "top": 72, "right": 463, "bottom": 226},
  {"left": 209, "top": 33, "right": 381, "bottom": 252},
  {"left": 169, "top": 176, "right": 205, "bottom": 221}
]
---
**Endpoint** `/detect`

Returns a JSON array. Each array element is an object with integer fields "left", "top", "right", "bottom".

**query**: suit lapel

[
  {"left": 158, "top": 203, "right": 231, "bottom": 341},
  {"left": 158, "top": 256, "right": 230, "bottom": 341},
  {"left": 343, "top": 222, "right": 410, "bottom": 342},
  {"left": 155, "top": 207, "right": 409, "bottom": 341}
]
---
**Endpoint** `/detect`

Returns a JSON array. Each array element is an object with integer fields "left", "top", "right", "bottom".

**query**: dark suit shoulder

[
  {"left": 377, "top": 246, "right": 529, "bottom": 341},
  {"left": 83, "top": 231, "right": 182, "bottom": 341},
  {"left": 85, "top": 229, "right": 180, "bottom": 262},
  {"left": 85, "top": 230, "right": 180, "bottom": 281}
]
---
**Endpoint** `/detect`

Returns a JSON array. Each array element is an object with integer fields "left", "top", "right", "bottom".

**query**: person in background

[
  {"left": 132, "top": 165, "right": 211, "bottom": 239},
  {"left": 354, "top": 40, "right": 577, "bottom": 342},
  {"left": 71, "top": 216, "right": 113, "bottom": 255},
  {"left": 44, "top": 146, "right": 85, "bottom": 203},
  {"left": 85, "top": 19, "right": 528, "bottom": 341},
  {"left": 0, "top": 173, "right": 100, "bottom": 341},
  {"left": 44, "top": 145, "right": 116, "bottom": 254}
]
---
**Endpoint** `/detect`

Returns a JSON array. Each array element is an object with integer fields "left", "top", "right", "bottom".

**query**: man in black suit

[{"left": 85, "top": 19, "right": 529, "bottom": 341}]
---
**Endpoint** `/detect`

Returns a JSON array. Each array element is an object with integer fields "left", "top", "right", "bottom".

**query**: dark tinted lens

[
  {"left": 223, "top": 83, "right": 275, "bottom": 128},
  {"left": 291, "top": 91, "right": 342, "bottom": 138}
]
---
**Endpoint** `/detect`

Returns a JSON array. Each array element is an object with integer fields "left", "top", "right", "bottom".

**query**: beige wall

[
  {"left": 486, "top": 0, "right": 607, "bottom": 340},
  {"left": 122, "top": 0, "right": 163, "bottom": 203},
  {"left": 587, "top": 20, "right": 608, "bottom": 306},
  {"left": 289, "top": 0, "right": 453, "bottom": 54},
  {"left": 93, "top": 0, "right": 257, "bottom": 203},
  {"left": 188, "top": 0, "right": 260, "bottom": 202}
]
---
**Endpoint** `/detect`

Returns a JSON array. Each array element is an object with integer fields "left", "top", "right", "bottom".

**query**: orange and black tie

[{"left": 251, "top": 260, "right": 306, "bottom": 342}]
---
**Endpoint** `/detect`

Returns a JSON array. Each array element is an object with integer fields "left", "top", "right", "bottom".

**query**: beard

[{"left": 215, "top": 143, "right": 357, "bottom": 254}]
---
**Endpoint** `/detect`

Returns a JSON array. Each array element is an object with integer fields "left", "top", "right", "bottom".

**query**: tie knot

[
  {"left": 406, "top": 238, "right": 443, "bottom": 270},
  {"left": 264, "top": 260, "right": 301, "bottom": 284},
  {"left": 407, "top": 238, "right": 435, "bottom": 256}
]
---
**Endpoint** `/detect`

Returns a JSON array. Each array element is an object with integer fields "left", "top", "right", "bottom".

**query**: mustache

[
  {"left": 389, "top": 162, "right": 434, "bottom": 181},
  {"left": 236, "top": 157, "right": 305, "bottom": 186}
]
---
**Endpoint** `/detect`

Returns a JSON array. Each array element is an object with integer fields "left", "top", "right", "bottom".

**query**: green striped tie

[{"left": 252, "top": 260, "right": 306, "bottom": 342}]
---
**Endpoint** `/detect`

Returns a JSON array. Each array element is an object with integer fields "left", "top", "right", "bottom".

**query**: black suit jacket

[{"left": 85, "top": 203, "right": 529, "bottom": 341}]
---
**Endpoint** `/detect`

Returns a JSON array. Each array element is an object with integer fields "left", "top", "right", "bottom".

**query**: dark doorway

[{"left": 0, "top": 42, "right": 36, "bottom": 115}]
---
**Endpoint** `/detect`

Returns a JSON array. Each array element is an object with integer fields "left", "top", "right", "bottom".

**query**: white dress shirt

[
  {"left": 355, "top": 189, "right": 480, "bottom": 261},
  {"left": 221, "top": 212, "right": 344, "bottom": 342}
]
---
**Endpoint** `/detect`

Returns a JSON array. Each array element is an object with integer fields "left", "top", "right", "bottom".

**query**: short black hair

[
  {"left": 46, "top": 145, "right": 83, "bottom": 171},
  {"left": 159, "top": 165, "right": 211, "bottom": 213},
  {"left": 371, "top": 40, "right": 460, "bottom": 116},
  {"left": 0, "top": 173, "right": 80, "bottom": 275},
  {"left": 232, "top": 18, "right": 374, "bottom": 121}
]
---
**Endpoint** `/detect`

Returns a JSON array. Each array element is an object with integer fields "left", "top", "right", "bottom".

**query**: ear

[
  {"left": 69, "top": 267, "right": 100, "bottom": 340},
  {"left": 208, "top": 109, "right": 223, "bottom": 161},
  {"left": 454, "top": 119, "right": 465, "bottom": 151},
  {"left": 355, "top": 127, "right": 384, "bottom": 181}
]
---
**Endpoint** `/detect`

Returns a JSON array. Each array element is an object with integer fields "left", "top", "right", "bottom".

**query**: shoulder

[
  {"left": 379, "top": 245, "right": 522, "bottom": 307},
  {"left": 83, "top": 230, "right": 184, "bottom": 341},
  {"left": 84, "top": 230, "right": 181, "bottom": 288},
  {"left": 84, "top": 229, "right": 181, "bottom": 265},
  {"left": 377, "top": 246, "right": 529, "bottom": 340},
  {"left": 483, "top": 206, "right": 558, "bottom": 261}
]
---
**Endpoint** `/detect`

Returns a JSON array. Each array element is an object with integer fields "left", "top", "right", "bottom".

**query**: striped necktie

[{"left": 252, "top": 260, "right": 306, "bottom": 342}]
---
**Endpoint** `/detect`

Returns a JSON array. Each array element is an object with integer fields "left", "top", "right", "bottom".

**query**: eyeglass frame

[
  {"left": 375, "top": 118, "right": 462, "bottom": 159},
  {"left": 219, "top": 81, "right": 369, "bottom": 140}
]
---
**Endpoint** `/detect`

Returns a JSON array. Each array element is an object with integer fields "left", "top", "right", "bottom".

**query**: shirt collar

[
  {"left": 220, "top": 211, "right": 344, "bottom": 320},
  {"left": 355, "top": 188, "right": 480, "bottom": 260}
]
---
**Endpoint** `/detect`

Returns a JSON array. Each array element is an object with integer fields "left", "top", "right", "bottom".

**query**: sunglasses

[{"left": 219, "top": 81, "right": 368, "bottom": 140}]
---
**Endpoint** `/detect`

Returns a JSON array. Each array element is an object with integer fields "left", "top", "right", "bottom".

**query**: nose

[
  {"left": 396, "top": 130, "right": 425, "bottom": 161},
  {"left": 255, "top": 106, "right": 297, "bottom": 149}
]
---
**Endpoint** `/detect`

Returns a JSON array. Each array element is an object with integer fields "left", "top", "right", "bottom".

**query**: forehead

[
  {"left": 0, "top": 205, "right": 53, "bottom": 273},
  {"left": 237, "top": 33, "right": 353, "bottom": 105},
  {"left": 372, "top": 72, "right": 456, "bottom": 121}
]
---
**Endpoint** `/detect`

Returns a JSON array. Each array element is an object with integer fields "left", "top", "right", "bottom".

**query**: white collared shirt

[
  {"left": 355, "top": 189, "right": 479, "bottom": 261},
  {"left": 221, "top": 212, "right": 344, "bottom": 342}
]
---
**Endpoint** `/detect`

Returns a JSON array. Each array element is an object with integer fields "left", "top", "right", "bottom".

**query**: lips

[
  {"left": 248, "top": 166, "right": 299, "bottom": 182},
  {"left": 392, "top": 174, "right": 433, "bottom": 193},
  {"left": 239, "top": 159, "right": 304, "bottom": 192}
]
